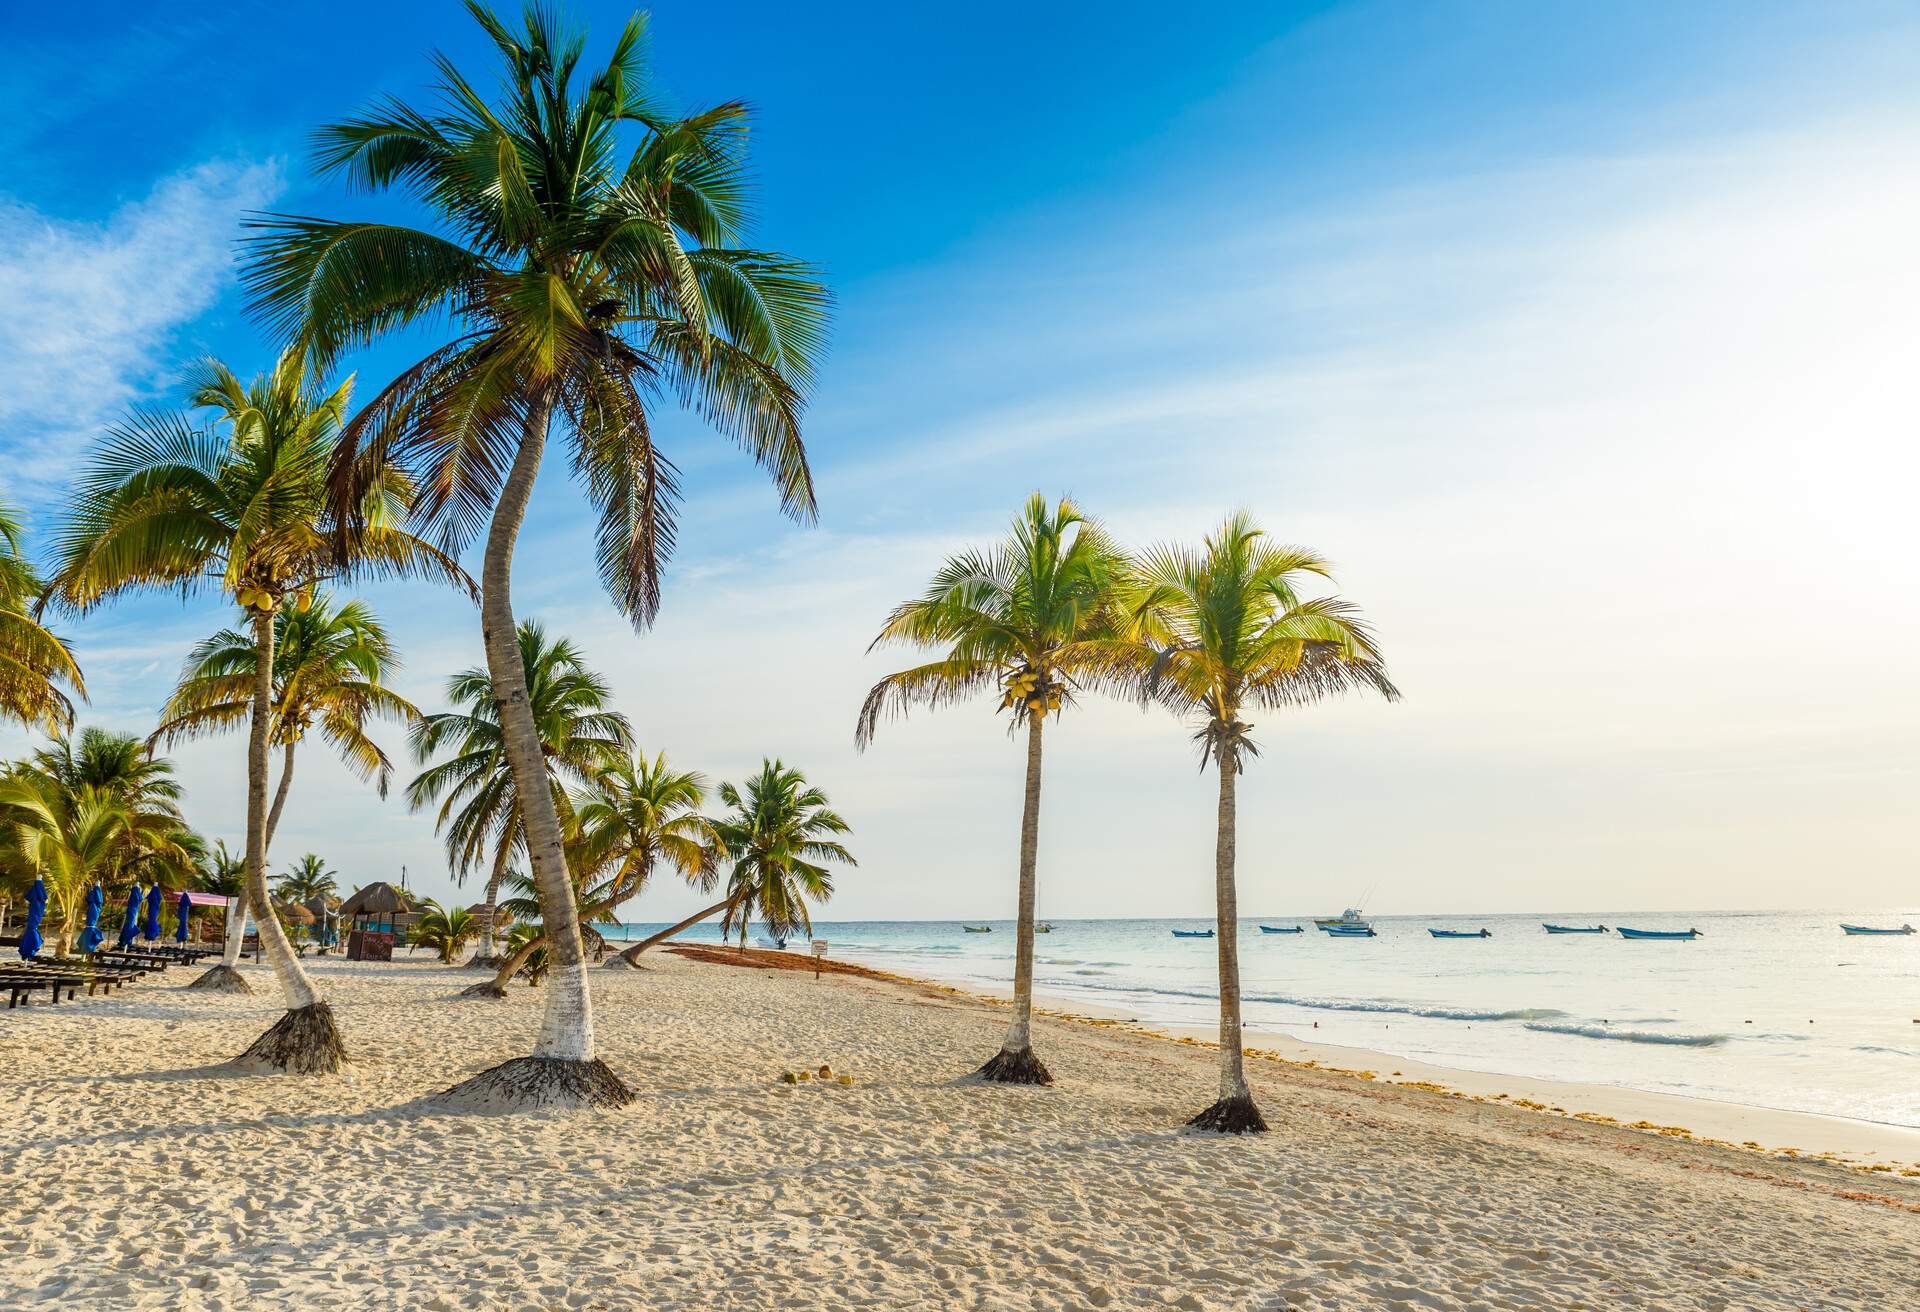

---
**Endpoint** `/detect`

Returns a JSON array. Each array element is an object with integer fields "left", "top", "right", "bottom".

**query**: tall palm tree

[
  {"left": 409, "top": 622, "right": 631, "bottom": 972},
  {"left": 0, "top": 499, "right": 84, "bottom": 733},
  {"left": 714, "top": 760, "right": 854, "bottom": 949},
  {"left": 154, "top": 593, "right": 419, "bottom": 991},
  {"left": 246, "top": 3, "right": 828, "bottom": 1107},
  {"left": 44, "top": 351, "right": 468, "bottom": 1073},
  {"left": 1117, "top": 513, "right": 1397, "bottom": 1133},
  {"left": 276, "top": 853, "right": 340, "bottom": 905},
  {"left": 856, "top": 495, "right": 1127, "bottom": 1085},
  {"left": 576, "top": 752, "right": 721, "bottom": 969}
]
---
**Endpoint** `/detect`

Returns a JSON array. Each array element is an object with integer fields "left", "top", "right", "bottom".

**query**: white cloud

[{"left": 0, "top": 159, "right": 281, "bottom": 487}]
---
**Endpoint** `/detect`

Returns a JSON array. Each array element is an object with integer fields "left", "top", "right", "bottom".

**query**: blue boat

[
  {"left": 1617, "top": 927, "right": 1701, "bottom": 940},
  {"left": 1544, "top": 924, "right": 1609, "bottom": 934},
  {"left": 1259, "top": 925, "right": 1303, "bottom": 934},
  {"left": 1320, "top": 925, "right": 1376, "bottom": 938},
  {"left": 1171, "top": 928, "right": 1214, "bottom": 939},
  {"left": 1840, "top": 923, "right": 1915, "bottom": 936},
  {"left": 1428, "top": 928, "right": 1490, "bottom": 939}
]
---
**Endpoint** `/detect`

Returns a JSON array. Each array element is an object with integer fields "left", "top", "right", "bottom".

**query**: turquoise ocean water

[{"left": 608, "top": 910, "right": 1919, "bottom": 1128}]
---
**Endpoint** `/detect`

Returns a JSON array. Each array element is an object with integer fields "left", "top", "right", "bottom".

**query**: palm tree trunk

[
  {"left": 458, "top": 928, "right": 545, "bottom": 999},
  {"left": 438, "top": 397, "right": 630, "bottom": 1110},
  {"left": 191, "top": 745, "right": 293, "bottom": 994},
  {"left": 978, "top": 714, "right": 1052, "bottom": 1084},
  {"left": 468, "top": 840, "right": 510, "bottom": 968},
  {"left": 605, "top": 896, "right": 734, "bottom": 968},
  {"left": 264, "top": 739, "right": 295, "bottom": 855},
  {"left": 232, "top": 609, "right": 342, "bottom": 1070},
  {"left": 1188, "top": 751, "right": 1265, "bottom": 1133}
]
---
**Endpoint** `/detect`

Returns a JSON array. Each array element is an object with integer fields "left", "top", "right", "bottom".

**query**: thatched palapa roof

[{"left": 338, "top": 882, "right": 412, "bottom": 917}]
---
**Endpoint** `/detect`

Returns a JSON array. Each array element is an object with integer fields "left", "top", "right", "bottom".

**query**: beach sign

[{"left": 812, "top": 939, "right": 828, "bottom": 979}]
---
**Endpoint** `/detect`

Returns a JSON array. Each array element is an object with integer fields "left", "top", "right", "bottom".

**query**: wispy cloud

[{"left": 0, "top": 158, "right": 281, "bottom": 490}]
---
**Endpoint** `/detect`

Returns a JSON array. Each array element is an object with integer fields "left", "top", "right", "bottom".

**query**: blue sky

[{"left": 5, "top": 1, "right": 1919, "bottom": 918}]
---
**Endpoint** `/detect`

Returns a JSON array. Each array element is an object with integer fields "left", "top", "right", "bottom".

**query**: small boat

[
  {"left": 1313, "top": 908, "right": 1371, "bottom": 930},
  {"left": 1259, "top": 925, "right": 1304, "bottom": 934},
  {"left": 1171, "top": 928, "right": 1215, "bottom": 939},
  {"left": 1840, "top": 923, "right": 1915, "bottom": 936},
  {"left": 1544, "top": 924, "right": 1609, "bottom": 934},
  {"left": 1320, "top": 925, "right": 1376, "bottom": 938},
  {"left": 962, "top": 925, "right": 992, "bottom": 933},
  {"left": 1428, "top": 928, "right": 1490, "bottom": 939},
  {"left": 752, "top": 935, "right": 789, "bottom": 950},
  {"left": 1616, "top": 927, "right": 1701, "bottom": 940},
  {"left": 1035, "top": 922, "right": 1055, "bottom": 933}
]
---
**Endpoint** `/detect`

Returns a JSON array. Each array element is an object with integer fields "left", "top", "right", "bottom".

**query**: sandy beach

[{"left": 3, "top": 950, "right": 1916, "bottom": 1311}]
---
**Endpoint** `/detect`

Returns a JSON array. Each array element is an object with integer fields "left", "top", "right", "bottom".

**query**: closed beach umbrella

[
  {"left": 144, "top": 883, "right": 163, "bottom": 941},
  {"left": 118, "top": 885, "right": 142, "bottom": 948},
  {"left": 18, "top": 878, "right": 47, "bottom": 959},
  {"left": 79, "top": 883, "right": 106, "bottom": 952},
  {"left": 174, "top": 890, "right": 191, "bottom": 943}
]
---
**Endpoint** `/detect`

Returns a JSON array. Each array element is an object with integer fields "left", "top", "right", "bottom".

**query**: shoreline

[{"left": 804, "top": 948, "right": 1920, "bottom": 1170}]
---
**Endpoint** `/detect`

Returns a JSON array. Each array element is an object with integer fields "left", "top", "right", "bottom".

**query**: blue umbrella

[
  {"left": 143, "top": 883, "right": 163, "bottom": 942},
  {"left": 79, "top": 883, "right": 106, "bottom": 952},
  {"left": 18, "top": 877, "right": 46, "bottom": 960},
  {"left": 174, "top": 890, "right": 191, "bottom": 944},
  {"left": 117, "top": 885, "right": 141, "bottom": 948}
]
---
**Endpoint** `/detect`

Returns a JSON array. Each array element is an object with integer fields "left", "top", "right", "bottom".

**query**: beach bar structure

[{"left": 338, "top": 882, "right": 412, "bottom": 962}]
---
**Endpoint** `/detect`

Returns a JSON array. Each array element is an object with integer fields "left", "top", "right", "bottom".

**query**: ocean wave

[
  {"left": 1056, "top": 977, "right": 1567, "bottom": 1025},
  {"left": 1525, "top": 1022, "right": 1726, "bottom": 1047},
  {"left": 1854, "top": 1044, "right": 1920, "bottom": 1058}
]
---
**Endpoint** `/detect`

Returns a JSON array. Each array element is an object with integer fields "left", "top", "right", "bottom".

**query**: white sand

[{"left": 2, "top": 950, "right": 1916, "bottom": 1311}]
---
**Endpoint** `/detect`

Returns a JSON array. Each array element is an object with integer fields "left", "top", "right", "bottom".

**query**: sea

[{"left": 605, "top": 911, "right": 1920, "bottom": 1129}]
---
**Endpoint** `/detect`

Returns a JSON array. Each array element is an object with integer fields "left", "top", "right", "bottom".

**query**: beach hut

[{"left": 338, "top": 882, "right": 411, "bottom": 961}]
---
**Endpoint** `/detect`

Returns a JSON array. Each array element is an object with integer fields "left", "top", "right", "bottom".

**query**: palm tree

[
  {"left": 44, "top": 351, "right": 468, "bottom": 1073},
  {"left": 714, "top": 760, "right": 854, "bottom": 949},
  {"left": 246, "top": 3, "right": 828, "bottom": 1107},
  {"left": 0, "top": 735, "right": 200, "bottom": 955},
  {"left": 575, "top": 752, "right": 721, "bottom": 969},
  {"left": 409, "top": 622, "right": 632, "bottom": 975},
  {"left": 409, "top": 899, "right": 477, "bottom": 963},
  {"left": 155, "top": 593, "right": 418, "bottom": 992},
  {"left": 276, "top": 853, "right": 339, "bottom": 906},
  {"left": 0, "top": 499, "right": 85, "bottom": 733},
  {"left": 155, "top": 592, "right": 420, "bottom": 848},
  {"left": 857, "top": 494, "right": 1127, "bottom": 1085},
  {"left": 1117, "top": 513, "right": 1397, "bottom": 1133}
]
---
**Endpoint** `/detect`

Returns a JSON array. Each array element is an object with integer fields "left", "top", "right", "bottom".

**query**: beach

[{"left": 3, "top": 950, "right": 1916, "bottom": 1311}]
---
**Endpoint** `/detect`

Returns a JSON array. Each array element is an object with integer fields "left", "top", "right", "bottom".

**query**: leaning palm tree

[
  {"left": 0, "top": 499, "right": 85, "bottom": 733},
  {"left": 856, "top": 494, "right": 1127, "bottom": 1084},
  {"left": 409, "top": 622, "right": 632, "bottom": 976},
  {"left": 713, "top": 760, "right": 854, "bottom": 949},
  {"left": 1116, "top": 513, "right": 1397, "bottom": 1133},
  {"left": 44, "top": 350, "right": 468, "bottom": 1073},
  {"left": 246, "top": 3, "right": 828, "bottom": 1107},
  {"left": 154, "top": 594, "right": 419, "bottom": 991},
  {"left": 576, "top": 752, "right": 722, "bottom": 969}
]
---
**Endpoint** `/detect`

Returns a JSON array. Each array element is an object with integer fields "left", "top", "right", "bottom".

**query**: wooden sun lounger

[{"left": 0, "top": 971, "right": 87, "bottom": 1006}]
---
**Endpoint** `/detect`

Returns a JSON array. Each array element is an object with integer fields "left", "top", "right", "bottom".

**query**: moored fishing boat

[
  {"left": 1840, "top": 923, "right": 1915, "bottom": 935},
  {"left": 1428, "top": 928, "right": 1490, "bottom": 938},
  {"left": 1320, "top": 924, "right": 1376, "bottom": 938},
  {"left": 1035, "top": 922, "right": 1054, "bottom": 933},
  {"left": 1171, "top": 928, "right": 1214, "bottom": 938},
  {"left": 1543, "top": 924, "right": 1609, "bottom": 934},
  {"left": 962, "top": 925, "right": 992, "bottom": 933},
  {"left": 1617, "top": 927, "right": 1701, "bottom": 940},
  {"left": 1312, "top": 908, "right": 1372, "bottom": 930},
  {"left": 1259, "top": 925, "right": 1303, "bottom": 934}
]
